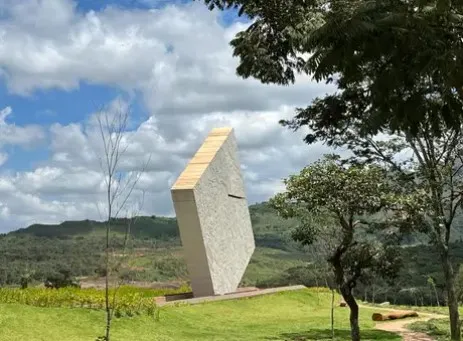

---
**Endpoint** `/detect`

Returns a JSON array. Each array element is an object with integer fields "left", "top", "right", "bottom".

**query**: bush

[{"left": 44, "top": 269, "right": 80, "bottom": 289}]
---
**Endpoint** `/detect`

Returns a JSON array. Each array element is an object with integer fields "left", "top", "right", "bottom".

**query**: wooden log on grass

[{"left": 372, "top": 311, "right": 419, "bottom": 321}]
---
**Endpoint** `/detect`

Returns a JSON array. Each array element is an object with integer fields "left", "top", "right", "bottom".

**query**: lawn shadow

[{"left": 266, "top": 329, "right": 399, "bottom": 340}]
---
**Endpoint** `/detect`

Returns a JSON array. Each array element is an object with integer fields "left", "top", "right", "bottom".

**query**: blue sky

[
  {"left": 0, "top": 0, "right": 331, "bottom": 231},
  {"left": 1, "top": 0, "right": 243, "bottom": 171}
]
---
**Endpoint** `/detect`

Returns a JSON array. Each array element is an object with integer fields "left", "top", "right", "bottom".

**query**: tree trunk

[
  {"left": 331, "top": 288, "right": 335, "bottom": 341},
  {"left": 434, "top": 286, "right": 440, "bottom": 307},
  {"left": 340, "top": 285, "right": 360, "bottom": 341},
  {"left": 441, "top": 252, "right": 461, "bottom": 341}
]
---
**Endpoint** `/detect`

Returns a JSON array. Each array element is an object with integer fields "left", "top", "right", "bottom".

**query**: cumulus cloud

[
  {"left": 0, "top": 0, "right": 337, "bottom": 232},
  {"left": 0, "top": 106, "right": 45, "bottom": 148}
]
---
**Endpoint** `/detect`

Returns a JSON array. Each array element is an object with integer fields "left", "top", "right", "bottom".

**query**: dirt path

[{"left": 360, "top": 305, "right": 447, "bottom": 341}]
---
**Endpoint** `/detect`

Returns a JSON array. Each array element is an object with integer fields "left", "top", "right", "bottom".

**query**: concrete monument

[{"left": 171, "top": 127, "right": 255, "bottom": 297}]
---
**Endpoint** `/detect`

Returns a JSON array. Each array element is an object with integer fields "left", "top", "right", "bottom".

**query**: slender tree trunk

[
  {"left": 331, "top": 288, "right": 335, "bottom": 341},
  {"left": 340, "top": 285, "right": 360, "bottom": 341},
  {"left": 434, "top": 285, "right": 440, "bottom": 307},
  {"left": 441, "top": 251, "right": 461, "bottom": 341},
  {"left": 105, "top": 220, "right": 111, "bottom": 341},
  {"left": 430, "top": 283, "right": 440, "bottom": 307}
]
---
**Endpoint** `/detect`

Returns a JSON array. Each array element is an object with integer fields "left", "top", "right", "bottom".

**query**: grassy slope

[{"left": 0, "top": 289, "right": 400, "bottom": 341}]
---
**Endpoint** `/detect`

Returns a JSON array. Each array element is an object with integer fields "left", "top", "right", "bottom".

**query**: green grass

[
  {"left": 0, "top": 288, "right": 400, "bottom": 341},
  {"left": 408, "top": 318, "right": 454, "bottom": 341},
  {"left": 0, "top": 286, "right": 189, "bottom": 313},
  {"left": 363, "top": 303, "right": 463, "bottom": 316}
]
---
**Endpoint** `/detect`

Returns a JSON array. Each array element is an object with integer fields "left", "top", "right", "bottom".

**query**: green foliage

[
  {"left": 0, "top": 285, "right": 189, "bottom": 317},
  {"left": 270, "top": 156, "right": 403, "bottom": 284},
  {"left": 0, "top": 202, "right": 462, "bottom": 308},
  {"left": 202, "top": 0, "right": 463, "bottom": 135},
  {"left": 270, "top": 156, "right": 406, "bottom": 340},
  {"left": 409, "top": 318, "right": 454, "bottom": 341},
  {"left": 0, "top": 216, "right": 181, "bottom": 286},
  {"left": 44, "top": 269, "right": 80, "bottom": 289}
]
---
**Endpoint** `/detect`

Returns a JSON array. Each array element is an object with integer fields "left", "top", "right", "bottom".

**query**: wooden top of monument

[{"left": 171, "top": 127, "right": 233, "bottom": 190}]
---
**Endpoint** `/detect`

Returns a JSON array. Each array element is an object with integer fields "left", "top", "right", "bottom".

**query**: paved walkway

[{"left": 156, "top": 285, "right": 306, "bottom": 307}]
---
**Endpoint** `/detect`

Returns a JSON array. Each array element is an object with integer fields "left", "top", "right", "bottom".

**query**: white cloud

[
  {"left": 0, "top": 0, "right": 337, "bottom": 232},
  {"left": 0, "top": 106, "right": 46, "bottom": 178},
  {"left": 0, "top": 153, "right": 7, "bottom": 166},
  {"left": 0, "top": 106, "right": 45, "bottom": 148}
]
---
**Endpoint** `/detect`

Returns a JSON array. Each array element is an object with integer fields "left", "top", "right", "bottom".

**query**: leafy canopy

[
  {"left": 270, "top": 156, "right": 403, "bottom": 293},
  {"left": 200, "top": 0, "right": 463, "bottom": 136}
]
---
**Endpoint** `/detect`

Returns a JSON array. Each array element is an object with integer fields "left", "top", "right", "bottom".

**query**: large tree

[
  {"left": 201, "top": 0, "right": 463, "bottom": 135},
  {"left": 282, "top": 97, "right": 463, "bottom": 339},
  {"left": 270, "top": 156, "right": 402, "bottom": 341},
  {"left": 201, "top": 0, "right": 463, "bottom": 339}
]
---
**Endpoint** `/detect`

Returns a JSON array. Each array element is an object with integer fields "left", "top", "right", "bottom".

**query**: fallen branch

[{"left": 372, "top": 311, "right": 419, "bottom": 321}]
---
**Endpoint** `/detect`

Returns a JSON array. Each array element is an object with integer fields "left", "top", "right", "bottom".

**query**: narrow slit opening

[{"left": 228, "top": 194, "right": 245, "bottom": 199}]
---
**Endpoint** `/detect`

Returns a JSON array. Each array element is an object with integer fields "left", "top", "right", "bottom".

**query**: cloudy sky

[{"left": 0, "top": 0, "right": 335, "bottom": 232}]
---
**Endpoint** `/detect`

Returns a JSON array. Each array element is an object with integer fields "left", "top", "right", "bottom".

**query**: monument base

[{"left": 154, "top": 285, "right": 306, "bottom": 307}]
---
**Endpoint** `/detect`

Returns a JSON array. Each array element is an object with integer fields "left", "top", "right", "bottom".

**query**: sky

[{"left": 0, "top": 0, "right": 336, "bottom": 232}]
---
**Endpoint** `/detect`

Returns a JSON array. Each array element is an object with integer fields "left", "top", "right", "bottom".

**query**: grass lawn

[
  {"left": 409, "top": 318, "right": 455, "bottom": 341},
  {"left": 0, "top": 288, "right": 400, "bottom": 341},
  {"left": 363, "top": 303, "right": 463, "bottom": 316}
]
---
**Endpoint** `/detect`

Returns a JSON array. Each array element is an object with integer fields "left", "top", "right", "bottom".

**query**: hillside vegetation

[{"left": 1, "top": 203, "right": 462, "bottom": 306}]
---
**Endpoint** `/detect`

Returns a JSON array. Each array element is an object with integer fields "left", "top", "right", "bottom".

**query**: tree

[
  {"left": 201, "top": 0, "right": 463, "bottom": 135},
  {"left": 93, "top": 101, "right": 149, "bottom": 341},
  {"left": 301, "top": 226, "right": 339, "bottom": 340},
  {"left": 282, "top": 97, "right": 463, "bottom": 336},
  {"left": 456, "top": 266, "right": 463, "bottom": 303},
  {"left": 198, "top": 3, "right": 463, "bottom": 335},
  {"left": 270, "top": 156, "right": 402, "bottom": 341},
  {"left": 44, "top": 269, "right": 80, "bottom": 289},
  {"left": 427, "top": 276, "right": 441, "bottom": 307}
]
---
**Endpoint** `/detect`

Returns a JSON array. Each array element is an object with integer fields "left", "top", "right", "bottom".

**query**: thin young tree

[
  {"left": 94, "top": 101, "right": 149, "bottom": 341},
  {"left": 427, "top": 276, "right": 440, "bottom": 307}
]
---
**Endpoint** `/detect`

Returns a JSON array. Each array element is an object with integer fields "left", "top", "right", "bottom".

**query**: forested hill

[
  {"left": 1, "top": 202, "right": 463, "bottom": 306},
  {"left": 6, "top": 203, "right": 298, "bottom": 249},
  {"left": 0, "top": 203, "right": 300, "bottom": 286}
]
